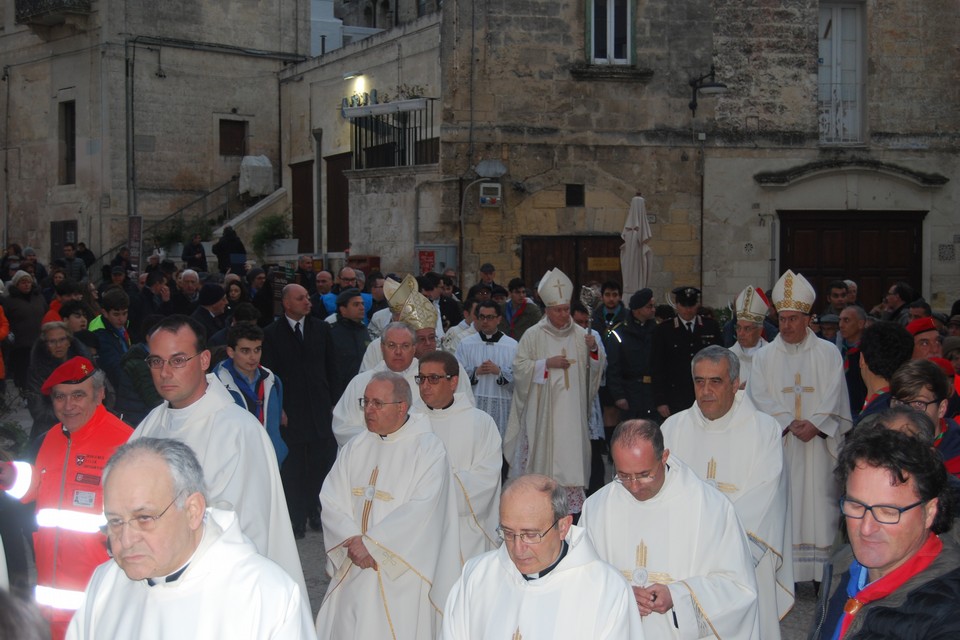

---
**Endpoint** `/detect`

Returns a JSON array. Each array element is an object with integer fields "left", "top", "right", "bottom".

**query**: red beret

[
  {"left": 41, "top": 357, "right": 97, "bottom": 396},
  {"left": 929, "top": 357, "right": 956, "bottom": 378},
  {"left": 906, "top": 317, "right": 937, "bottom": 336}
]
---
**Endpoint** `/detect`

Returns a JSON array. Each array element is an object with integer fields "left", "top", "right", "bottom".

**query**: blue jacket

[{"left": 213, "top": 360, "right": 288, "bottom": 465}]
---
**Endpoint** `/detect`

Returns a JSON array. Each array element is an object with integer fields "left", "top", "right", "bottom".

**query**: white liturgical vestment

[
  {"left": 503, "top": 317, "right": 604, "bottom": 488},
  {"left": 441, "top": 525, "right": 644, "bottom": 640},
  {"left": 132, "top": 375, "right": 308, "bottom": 603},
  {"left": 455, "top": 331, "right": 518, "bottom": 437},
  {"left": 581, "top": 458, "right": 759, "bottom": 640},
  {"left": 424, "top": 393, "right": 502, "bottom": 561},
  {"left": 316, "top": 412, "right": 462, "bottom": 640},
  {"left": 662, "top": 391, "right": 793, "bottom": 640},
  {"left": 66, "top": 509, "right": 316, "bottom": 640},
  {"left": 333, "top": 359, "right": 475, "bottom": 447},
  {"left": 728, "top": 338, "right": 767, "bottom": 389},
  {"left": 747, "top": 328, "right": 852, "bottom": 582}
]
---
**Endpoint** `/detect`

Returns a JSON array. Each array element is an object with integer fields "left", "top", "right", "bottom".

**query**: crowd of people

[{"left": 0, "top": 238, "right": 959, "bottom": 639}]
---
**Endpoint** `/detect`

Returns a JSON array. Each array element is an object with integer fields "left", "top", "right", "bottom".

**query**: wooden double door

[
  {"left": 521, "top": 235, "right": 623, "bottom": 296},
  {"left": 779, "top": 211, "right": 925, "bottom": 312}
]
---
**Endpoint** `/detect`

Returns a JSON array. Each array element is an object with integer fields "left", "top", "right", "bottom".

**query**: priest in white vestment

[
  {"left": 316, "top": 372, "right": 462, "bottom": 640},
  {"left": 68, "top": 439, "right": 316, "bottom": 640},
  {"left": 504, "top": 268, "right": 604, "bottom": 514},
  {"left": 455, "top": 300, "right": 518, "bottom": 437},
  {"left": 581, "top": 420, "right": 760, "bottom": 640},
  {"left": 333, "top": 322, "right": 474, "bottom": 446},
  {"left": 441, "top": 299, "right": 477, "bottom": 354},
  {"left": 361, "top": 275, "right": 445, "bottom": 372},
  {"left": 748, "top": 270, "right": 852, "bottom": 583},
  {"left": 728, "top": 285, "right": 772, "bottom": 389},
  {"left": 418, "top": 351, "right": 502, "bottom": 561},
  {"left": 661, "top": 346, "right": 793, "bottom": 640},
  {"left": 131, "top": 316, "right": 308, "bottom": 603},
  {"left": 442, "top": 474, "right": 644, "bottom": 640}
]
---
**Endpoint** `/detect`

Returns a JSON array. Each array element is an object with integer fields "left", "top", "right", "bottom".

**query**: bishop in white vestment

[
  {"left": 316, "top": 373, "right": 462, "bottom": 640},
  {"left": 419, "top": 352, "right": 501, "bottom": 561},
  {"left": 661, "top": 346, "right": 792, "bottom": 640},
  {"left": 503, "top": 269, "right": 603, "bottom": 513},
  {"left": 747, "top": 270, "right": 852, "bottom": 582},
  {"left": 581, "top": 420, "right": 759, "bottom": 640}
]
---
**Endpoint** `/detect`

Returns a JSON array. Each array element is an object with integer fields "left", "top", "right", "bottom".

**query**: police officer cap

[{"left": 672, "top": 286, "right": 701, "bottom": 306}]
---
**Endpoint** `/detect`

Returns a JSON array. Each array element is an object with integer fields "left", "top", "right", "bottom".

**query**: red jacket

[{"left": 8, "top": 403, "right": 131, "bottom": 639}]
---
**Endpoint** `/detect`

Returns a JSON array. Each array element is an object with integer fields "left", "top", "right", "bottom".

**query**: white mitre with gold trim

[
  {"left": 537, "top": 268, "right": 574, "bottom": 308},
  {"left": 398, "top": 290, "right": 438, "bottom": 331},
  {"left": 735, "top": 285, "right": 771, "bottom": 324},
  {"left": 384, "top": 274, "right": 418, "bottom": 314},
  {"left": 772, "top": 270, "right": 815, "bottom": 314}
]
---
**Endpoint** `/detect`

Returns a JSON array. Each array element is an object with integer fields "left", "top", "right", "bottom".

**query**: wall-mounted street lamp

[
  {"left": 342, "top": 71, "right": 363, "bottom": 80},
  {"left": 688, "top": 65, "right": 727, "bottom": 117}
]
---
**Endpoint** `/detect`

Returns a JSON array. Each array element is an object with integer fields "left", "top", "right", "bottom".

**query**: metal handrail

[{"left": 89, "top": 176, "right": 240, "bottom": 281}]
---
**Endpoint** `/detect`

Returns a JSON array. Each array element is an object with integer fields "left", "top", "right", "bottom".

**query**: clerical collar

[
  {"left": 428, "top": 398, "right": 456, "bottom": 411},
  {"left": 479, "top": 330, "right": 503, "bottom": 343},
  {"left": 522, "top": 540, "right": 568, "bottom": 581},
  {"left": 146, "top": 562, "right": 190, "bottom": 587}
]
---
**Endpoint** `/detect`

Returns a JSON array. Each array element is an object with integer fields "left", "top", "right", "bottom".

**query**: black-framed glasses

[
  {"left": 359, "top": 398, "right": 404, "bottom": 410},
  {"left": 839, "top": 496, "right": 925, "bottom": 525},
  {"left": 890, "top": 397, "right": 942, "bottom": 412},
  {"left": 414, "top": 374, "right": 454, "bottom": 386},
  {"left": 102, "top": 490, "right": 185, "bottom": 536},
  {"left": 496, "top": 518, "right": 560, "bottom": 544},
  {"left": 476, "top": 314, "right": 499, "bottom": 321},
  {"left": 144, "top": 353, "right": 201, "bottom": 370}
]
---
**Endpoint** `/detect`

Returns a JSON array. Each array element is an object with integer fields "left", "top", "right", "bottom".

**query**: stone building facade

[
  {"left": 0, "top": 0, "right": 307, "bottom": 264},
  {"left": 285, "top": 0, "right": 959, "bottom": 307}
]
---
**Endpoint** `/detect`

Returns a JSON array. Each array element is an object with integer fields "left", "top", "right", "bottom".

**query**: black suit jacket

[
  {"left": 651, "top": 315, "right": 722, "bottom": 413},
  {"left": 261, "top": 315, "right": 338, "bottom": 444}
]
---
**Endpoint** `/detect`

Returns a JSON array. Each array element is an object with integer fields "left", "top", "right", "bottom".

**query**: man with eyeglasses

[
  {"left": 727, "top": 285, "right": 772, "bottom": 390},
  {"left": 317, "top": 372, "right": 461, "bottom": 640},
  {"left": 581, "top": 419, "right": 759, "bottom": 639},
  {"left": 662, "top": 346, "right": 791, "bottom": 639},
  {"left": 418, "top": 350, "right": 502, "bottom": 560},
  {"left": 890, "top": 359, "right": 960, "bottom": 477},
  {"left": 455, "top": 300, "right": 518, "bottom": 438},
  {"left": 67, "top": 438, "right": 316, "bottom": 639},
  {"left": 1, "top": 357, "right": 130, "bottom": 639},
  {"left": 442, "top": 474, "right": 643, "bottom": 639},
  {"left": 809, "top": 426, "right": 960, "bottom": 639},
  {"left": 132, "top": 315, "right": 309, "bottom": 604}
]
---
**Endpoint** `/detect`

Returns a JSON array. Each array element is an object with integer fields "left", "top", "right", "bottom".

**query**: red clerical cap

[
  {"left": 906, "top": 317, "right": 937, "bottom": 337},
  {"left": 41, "top": 356, "right": 97, "bottom": 396}
]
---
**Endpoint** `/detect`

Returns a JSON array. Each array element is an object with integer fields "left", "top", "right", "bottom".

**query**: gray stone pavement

[{"left": 5, "top": 387, "right": 814, "bottom": 637}]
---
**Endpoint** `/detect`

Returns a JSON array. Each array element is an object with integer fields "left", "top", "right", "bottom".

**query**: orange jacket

[
  {"left": 7, "top": 403, "right": 131, "bottom": 639},
  {"left": 0, "top": 306, "right": 8, "bottom": 378}
]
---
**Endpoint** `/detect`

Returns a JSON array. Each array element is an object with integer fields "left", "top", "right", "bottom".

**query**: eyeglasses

[
  {"left": 144, "top": 353, "right": 202, "bottom": 370},
  {"left": 890, "top": 397, "right": 942, "bottom": 412},
  {"left": 613, "top": 460, "right": 664, "bottom": 485},
  {"left": 840, "top": 496, "right": 925, "bottom": 525},
  {"left": 359, "top": 398, "right": 404, "bottom": 410},
  {"left": 477, "top": 314, "right": 499, "bottom": 321},
  {"left": 383, "top": 342, "right": 415, "bottom": 352},
  {"left": 102, "top": 490, "right": 184, "bottom": 536},
  {"left": 496, "top": 518, "right": 560, "bottom": 544},
  {"left": 414, "top": 374, "right": 454, "bottom": 385}
]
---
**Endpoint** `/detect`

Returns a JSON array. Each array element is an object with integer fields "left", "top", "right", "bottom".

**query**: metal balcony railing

[
  {"left": 818, "top": 81, "right": 863, "bottom": 144},
  {"left": 15, "top": 0, "right": 91, "bottom": 25},
  {"left": 345, "top": 98, "right": 438, "bottom": 170}
]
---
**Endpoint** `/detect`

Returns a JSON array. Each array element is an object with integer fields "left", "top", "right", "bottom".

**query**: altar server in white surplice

[
  {"left": 581, "top": 420, "right": 759, "bottom": 640},
  {"left": 441, "top": 474, "right": 644, "bottom": 640},
  {"left": 67, "top": 439, "right": 316, "bottom": 640},
  {"left": 455, "top": 299, "right": 518, "bottom": 437},
  {"left": 747, "top": 270, "right": 852, "bottom": 583},
  {"left": 316, "top": 372, "right": 461, "bottom": 640},
  {"left": 661, "top": 346, "right": 793, "bottom": 640},
  {"left": 418, "top": 350, "right": 502, "bottom": 561},
  {"left": 504, "top": 268, "right": 604, "bottom": 515}
]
